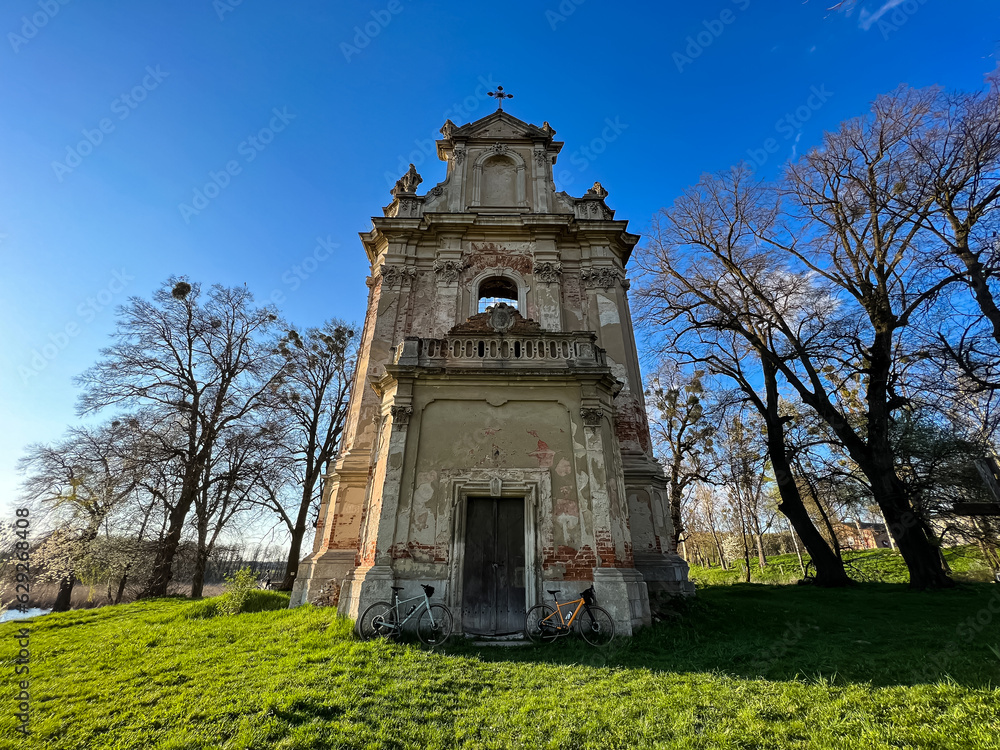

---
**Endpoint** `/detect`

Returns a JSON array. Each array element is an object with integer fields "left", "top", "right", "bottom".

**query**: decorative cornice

[
  {"left": 534, "top": 261, "right": 562, "bottom": 284},
  {"left": 581, "top": 267, "right": 626, "bottom": 290}
]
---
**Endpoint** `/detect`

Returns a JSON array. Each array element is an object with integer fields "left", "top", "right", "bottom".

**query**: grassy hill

[
  {"left": 688, "top": 545, "right": 995, "bottom": 587},
  {"left": 3, "top": 585, "right": 999, "bottom": 748}
]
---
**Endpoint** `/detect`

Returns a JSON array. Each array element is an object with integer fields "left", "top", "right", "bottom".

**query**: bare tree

[
  {"left": 17, "top": 421, "right": 146, "bottom": 609},
  {"left": 75, "top": 279, "right": 285, "bottom": 597},
  {"left": 637, "top": 103, "right": 962, "bottom": 587},
  {"left": 647, "top": 367, "right": 715, "bottom": 551},
  {"left": 266, "top": 321, "right": 357, "bottom": 591}
]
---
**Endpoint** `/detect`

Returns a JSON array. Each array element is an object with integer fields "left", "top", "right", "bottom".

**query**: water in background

[{"left": 0, "top": 608, "right": 52, "bottom": 623}]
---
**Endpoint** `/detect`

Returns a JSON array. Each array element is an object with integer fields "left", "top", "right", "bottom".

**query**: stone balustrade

[{"left": 393, "top": 332, "right": 607, "bottom": 369}]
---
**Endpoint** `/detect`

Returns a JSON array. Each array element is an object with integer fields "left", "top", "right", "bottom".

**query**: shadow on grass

[{"left": 439, "top": 583, "right": 1000, "bottom": 689}]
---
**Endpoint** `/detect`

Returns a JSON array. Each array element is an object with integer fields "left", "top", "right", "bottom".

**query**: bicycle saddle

[
  {"left": 390, "top": 586, "right": 404, "bottom": 591},
  {"left": 547, "top": 589, "right": 561, "bottom": 596}
]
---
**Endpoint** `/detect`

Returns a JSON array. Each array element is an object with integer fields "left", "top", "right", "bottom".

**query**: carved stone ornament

[
  {"left": 429, "top": 185, "right": 444, "bottom": 196},
  {"left": 391, "top": 163, "right": 422, "bottom": 196},
  {"left": 585, "top": 181, "right": 609, "bottom": 198},
  {"left": 377, "top": 264, "right": 416, "bottom": 287},
  {"left": 534, "top": 261, "right": 562, "bottom": 284},
  {"left": 453, "top": 147, "right": 467, "bottom": 165},
  {"left": 390, "top": 405, "right": 413, "bottom": 426},
  {"left": 580, "top": 408, "right": 604, "bottom": 427},
  {"left": 581, "top": 267, "right": 626, "bottom": 290},
  {"left": 533, "top": 149, "right": 549, "bottom": 166},
  {"left": 488, "top": 302, "right": 517, "bottom": 333},
  {"left": 490, "top": 475, "right": 503, "bottom": 496},
  {"left": 440, "top": 119, "right": 457, "bottom": 139},
  {"left": 433, "top": 259, "right": 465, "bottom": 283},
  {"left": 489, "top": 142, "right": 510, "bottom": 156}
]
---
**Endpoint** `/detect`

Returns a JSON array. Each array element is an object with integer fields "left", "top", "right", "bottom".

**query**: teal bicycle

[{"left": 357, "top": 584, "right": 453, "bottom": 646}]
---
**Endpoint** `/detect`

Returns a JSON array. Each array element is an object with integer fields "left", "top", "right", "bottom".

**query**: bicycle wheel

[
  {"left": 576, "top": 605, "right": 615, "bottom": 646},
  {"left": 357, "top": 601, "right": 397, "bottom": 640},
  {"left": 416, "top": 604, "right": 453, "bottom": 646},
  {"left": 525, "top": 604, "right": 559, "bottom": 644}
]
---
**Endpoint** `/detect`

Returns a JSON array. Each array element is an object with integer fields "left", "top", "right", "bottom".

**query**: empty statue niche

[{"left": 481, "top": 155, "right": 517, "bottom": 206}]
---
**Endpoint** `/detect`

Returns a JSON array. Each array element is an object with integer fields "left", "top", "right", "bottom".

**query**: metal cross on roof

[{"left": 488, "top": 85, "right": 513, "bottom": 110}]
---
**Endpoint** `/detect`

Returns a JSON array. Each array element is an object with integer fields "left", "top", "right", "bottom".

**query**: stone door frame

[{"left": 447, "top": 469, "right": 549, "bottom": 633}]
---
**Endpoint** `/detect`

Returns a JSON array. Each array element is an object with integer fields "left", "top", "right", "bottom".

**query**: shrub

[{"left": 218, "top": 567, "right": 258, "bottom": 616}]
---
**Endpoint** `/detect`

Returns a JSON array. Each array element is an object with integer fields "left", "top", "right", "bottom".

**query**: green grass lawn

[
  {"left": 3, "top": 585, "right": 999, "bottom": 749},
  {"left": 688, "top": 545, "right": 995, "bottom": 587}
]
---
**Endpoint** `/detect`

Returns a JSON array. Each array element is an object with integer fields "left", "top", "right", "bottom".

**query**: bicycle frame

[
  {"left": 385, "top": 589, "right": 435, "bottom": 630},
  {"left": 545, "top": 596, "right": 587, "bottom": 631}
]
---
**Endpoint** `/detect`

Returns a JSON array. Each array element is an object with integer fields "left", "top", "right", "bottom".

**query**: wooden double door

[{"left": 461, "top": 497, "right": 527, "bottom": 636}]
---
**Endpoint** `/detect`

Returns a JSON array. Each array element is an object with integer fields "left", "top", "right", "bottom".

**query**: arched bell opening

[{"left": 477, "top": 275, "right": 519, "bottom": 313}]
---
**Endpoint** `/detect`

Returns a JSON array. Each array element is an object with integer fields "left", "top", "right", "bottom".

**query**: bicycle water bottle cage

[{"left": 421, "top": 584, "right": 435, "bottom": 597}]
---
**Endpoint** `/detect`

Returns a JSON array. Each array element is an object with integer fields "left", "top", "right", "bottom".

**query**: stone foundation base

[
  {"left": 288, "top": 549, "right": 357, "bottom": 608},
  {"left": 338, "top": 564, "right": 396, "bottom": 624},
  {"left": 634, "top": 552, "right": 696, "bottom": 596},
  {"left": 591, "top": 567, "right": 651, "bottom": 635}
]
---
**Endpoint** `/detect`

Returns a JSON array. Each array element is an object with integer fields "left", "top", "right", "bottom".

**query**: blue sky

[{"left": 1, "top": 0, "right": 997, "bottom": 513}]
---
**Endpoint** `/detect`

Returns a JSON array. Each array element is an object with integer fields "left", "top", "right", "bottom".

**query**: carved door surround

[{"left": 446, "top": 468, "right": 549, "bottom": 631}]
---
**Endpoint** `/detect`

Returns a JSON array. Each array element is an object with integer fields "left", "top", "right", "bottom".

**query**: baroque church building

[{"left": 290, "top": 103, "right": 692, "bottom": 635}]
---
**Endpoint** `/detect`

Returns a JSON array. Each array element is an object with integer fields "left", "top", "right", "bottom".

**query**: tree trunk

[
  {"left": 712, "top": 531, "right": 728, "bottom": 570},
  {"left": 754, "top": 533, "right": 767, "bottom": 569},
  {"left": 140, "top": 486, "right": 196, "bottom": 598},
  {"left": 52, "top": 573, "right": 75, "bottom": 612},
  {"left": 862, "top": 461, "right": 954, "bottom": 589},
  {"left": 668, "top": 478, "right": 684, "bottom": 550},
  {"left": 191, "top": 550, "right": 209, "bottom": 598},
  {"left": 787, "top": 519, "right": 806, "bottom": 576},
  {"left": 114, "top": 569, "right": 129, "bottom": 605},
  {"left": 759, "top": 358, "right": 851, "bottom": 586},
  {"left": 279, "top": 490, "right": 312, "bottom": 591}
]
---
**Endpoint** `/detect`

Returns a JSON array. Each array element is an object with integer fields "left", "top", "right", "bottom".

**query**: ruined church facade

[{"left": 289, "top": 107, "right": 692, "bottom": 635}]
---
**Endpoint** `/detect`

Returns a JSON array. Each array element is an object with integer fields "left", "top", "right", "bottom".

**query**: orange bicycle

[{"left": 524, "top": 585, "right": 615, "bottom": 646}]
